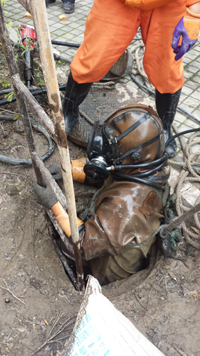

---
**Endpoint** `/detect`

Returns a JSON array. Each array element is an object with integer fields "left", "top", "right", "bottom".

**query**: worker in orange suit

[{"left": 62, "top": 0, "right": 200, "bottom": 158}]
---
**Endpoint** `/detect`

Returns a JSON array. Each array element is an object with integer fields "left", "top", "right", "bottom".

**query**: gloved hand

[
  {"left": 33, "top": 180, "right": 58, "bottom": 209},
  {"left": 48, "top": 162, "right": 62, "bottom": 180},
  {"left": 172, "top": 8, "right": 200, "bottom": 61}
]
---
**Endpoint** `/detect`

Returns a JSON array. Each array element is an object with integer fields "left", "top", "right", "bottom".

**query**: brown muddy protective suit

[
  {"left": 77, "top": 175, "right": 168, "bottom": 285},
  {"left": 61, "top": 105, "right": 169, "bottom": 285}
]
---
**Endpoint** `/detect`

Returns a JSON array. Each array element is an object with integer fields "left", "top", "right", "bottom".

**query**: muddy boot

[
  {"left": 155, "top": 88, "right": 182, "bottom": 159},
  {"left": 63, "top": 72, "right": 92, "bottom": 135},
  {"left": 45, "top": 0, "right": 56, "bottom": 7}
]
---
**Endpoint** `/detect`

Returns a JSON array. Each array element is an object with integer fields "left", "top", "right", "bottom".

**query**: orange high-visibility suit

[{"left": 70, "top": 0, "right": 198, "bottom": 94}]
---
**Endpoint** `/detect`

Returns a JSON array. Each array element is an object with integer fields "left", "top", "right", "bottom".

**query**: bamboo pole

[{"left": 29, "top": 0, "right": 84, "bottom": 290}]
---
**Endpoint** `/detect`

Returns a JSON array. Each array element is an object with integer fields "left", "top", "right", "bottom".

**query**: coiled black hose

[{"left": 0, "top": 120, "right": 55, "bottom": 165}]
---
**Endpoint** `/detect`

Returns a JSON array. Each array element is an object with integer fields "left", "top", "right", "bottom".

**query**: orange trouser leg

[
  {"left": 70, "top": 0, "right": 140, "bottom": 83},
  {"left": 71, "top": 0, "right": 187, "bottom": 93},
  {"left": 141, "top": 0, "right": 188, "bottom": 93}
]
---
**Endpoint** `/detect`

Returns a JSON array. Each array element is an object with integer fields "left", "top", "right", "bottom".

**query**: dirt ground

[{"left": 1, "top": 48, "right": 200, "bottom": 356}]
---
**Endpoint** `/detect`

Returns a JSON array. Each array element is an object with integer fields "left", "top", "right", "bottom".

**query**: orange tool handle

[
  {"left": 71, "top": 157, "right": 87, "bottom": 183},
  {"left": 51, "top": 201, "right": 84, "bottom": 237}
]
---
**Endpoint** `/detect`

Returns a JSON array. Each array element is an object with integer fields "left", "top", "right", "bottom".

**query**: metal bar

[{"left": 30, "top": 0, "right": 84, "bottom": 290}]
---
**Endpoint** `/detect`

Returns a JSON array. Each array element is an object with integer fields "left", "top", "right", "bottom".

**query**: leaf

[
  {"left": 7, "top": 22, "right": 13, "bottom": 29},
  {"left": 4, "top": 92, "right": 14, "bottom": 102},
  {"left": 13, "top": 114, "right": 19, "bottom": 121}
]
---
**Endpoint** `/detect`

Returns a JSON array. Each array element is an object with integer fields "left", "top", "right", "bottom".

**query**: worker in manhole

[
  {"left": 62, "top": 0, "right": 200, "bottom": 159},
  {"left": 33, "top": 105, "right": 170, "bottom": 285}
]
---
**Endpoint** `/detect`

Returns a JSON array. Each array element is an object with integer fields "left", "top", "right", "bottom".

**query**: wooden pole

[
  {"left": 12, "top": 74, "right": 55, "bottom": 138},
  {"left": 0, "top": 3, "right": 43, "bottom": 186},
  {"left": 29, "top": 0, "right": 84, "bottom": 290}
]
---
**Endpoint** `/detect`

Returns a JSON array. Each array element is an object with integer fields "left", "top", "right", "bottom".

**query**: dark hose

[
  {"left": 0, "top": 121, "right": 55, "bottom": 165},
  {"left": 166, "top": 128, "right": 200, "bottom": 147},
  {"left": 0, "top": 85, "right": 66, "bottom": 106},
  {"left": 51, "top": 36, "right": 142, "bottom": 49},
  {"left": 0, "top": 115, "right": 18, "bottom": 120},
  {"left": 129, "top": 73, "right": 200, "bottom": 126},
  {"left": 51, "top": 40, "right": 80, "bottom": 48},
  {"left": 111, "top": 171, "right": 164, "bottom": 190}
]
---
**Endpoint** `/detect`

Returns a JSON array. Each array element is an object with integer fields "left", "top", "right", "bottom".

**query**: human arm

[{"left": 172, "top": 1, "right": 200, "bottom": 60}]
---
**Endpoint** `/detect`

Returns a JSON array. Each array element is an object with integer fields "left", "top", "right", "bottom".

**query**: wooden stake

[{"left": 29, "top": 0, "right": 84, "bottom": 290}]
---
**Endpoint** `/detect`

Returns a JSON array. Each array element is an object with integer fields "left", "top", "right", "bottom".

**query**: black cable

[
  {"left": 129, "top": 73, "right": 154, "bottom": 95},
  {"left": 0, "top": 121, "right": 55, "bottom": 165},
  {"left": 0, "top": 88, "right": 14, "bottom": 95},
  {"left": 129, "top": 73, "right": 200, "bottom": 126},
  {"left": 51, "top": 36, "right": 142, "bottom": 49},
  {"left": 129, "top": 158, "right": 168, "bottom": 178},
  {"left": 0, "top": 85, "right": 48, "bottom": 96},
  {"left": 112, "top": 154, "right": 167, "bottom": 170},
  {"left": 0, "top": 115, "right": 18, "bottom": 120},
  {"left": 111, "top": 171, "right": 164, "bottom": 190},
  {"left": 166, "top": 128, "right": 200, "bottom": 147},
  {"left": 0, "top": 85, "right": 66, "bottom": 106},
  {"left": 51, "top": 40, "right": 80, "bottom": 48}
]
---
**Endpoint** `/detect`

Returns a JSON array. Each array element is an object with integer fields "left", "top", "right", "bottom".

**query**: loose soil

[{"left": 0, "top": 48, "right": 200, "bottom": 356}]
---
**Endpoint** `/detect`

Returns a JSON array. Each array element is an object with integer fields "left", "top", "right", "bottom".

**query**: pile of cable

[{"left": 169, "top": 129, "right": 200, "bottom": 249}]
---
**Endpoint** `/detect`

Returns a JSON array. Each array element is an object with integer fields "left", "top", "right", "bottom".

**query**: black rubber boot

[
  {"left": 45, "top": 0, "right": 56, "bottom": 7},
  {"left": 155, "top": 88, "right": 182, "bottom": 159},
  {"left": 63, "top": 1, "right": 75, "bottom": 13},
  {"left": 63, "top": 72, "right": 92, "bottom": 135}
]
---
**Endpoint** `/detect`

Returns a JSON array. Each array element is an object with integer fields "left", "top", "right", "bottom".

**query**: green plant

[
  {"left": 0, "top": 78, "right": 10, "bottom": 88},
  {"left": 7, "top": 21, "right": 13, "bottom": 29},
  {"left": 21, "top": 38, "right": 34, "bottom": 56},
  {"left": 39, "top": 78, "right": 45, "bottom": 86},
  {"left": 35, "top": 67, "right": 41, "bottom": 78},
  {"left": 4, "top": 92, "right": 15, "bottom": 102}
]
